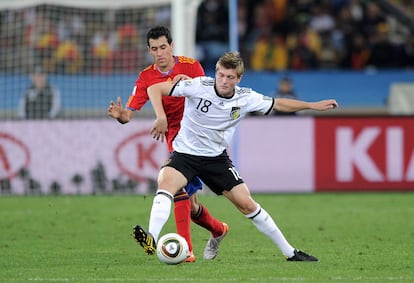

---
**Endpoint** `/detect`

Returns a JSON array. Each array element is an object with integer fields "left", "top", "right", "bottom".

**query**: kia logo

[
  {"left": 115, "top": 130, "right": 169, "bottom": 182},
  {"left": 0, "top": 132, "right": 31, "bottom": 180}
]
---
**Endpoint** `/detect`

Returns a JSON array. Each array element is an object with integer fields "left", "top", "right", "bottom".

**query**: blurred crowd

[
  {"left": 196, "top": 0, "right": 414, "bottom": 71},
  {"left": 0, "top": 0, "right": 413, "bottom": 75},
  {"left": 0, "top": 5, "right": 170, "bottom": 74}
]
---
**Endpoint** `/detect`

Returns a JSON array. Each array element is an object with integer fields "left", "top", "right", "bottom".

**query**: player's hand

[
  {"left": 172, "top": 74, "right": 191, "bottom": 84},
  {"left": 310, "top": 99, "right": 338, "bottom": 111},
  {"left": 151, "top": 117, "right": 168, "bottom": 142},
  {"left": 108, "top": 97, "right": 123, "bottom": 118}
]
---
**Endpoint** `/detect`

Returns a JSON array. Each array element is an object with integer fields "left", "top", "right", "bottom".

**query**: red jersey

[{"left": 126, "top": 56, "right": 205, "bottom": 151}]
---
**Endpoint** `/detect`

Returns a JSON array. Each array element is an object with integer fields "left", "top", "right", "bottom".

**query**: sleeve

[
  {"left": 170, "top": 77, "right": 202, "bottom": 98},
  {"left": 126, "top": 73, "right": 149, "bottom": 111},
  {"left": 247, "top": 90, "right": 275, "bottom": 115}
]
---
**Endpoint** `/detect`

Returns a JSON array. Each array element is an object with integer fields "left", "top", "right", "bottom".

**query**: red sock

[
  {"left": 173, "top": 191, "right": 193, "bottom": 252},
  {"left": 191, "top": 204, "right": 224, "bottom": 238}
]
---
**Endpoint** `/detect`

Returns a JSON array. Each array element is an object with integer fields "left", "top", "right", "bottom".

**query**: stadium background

[{"left": 0, "top": 0, "right": 413, "bottom": 194}]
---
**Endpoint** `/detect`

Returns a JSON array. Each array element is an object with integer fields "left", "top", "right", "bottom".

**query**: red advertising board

[{"left": 315, "top": 117, "right": 414, "bottom": 191}]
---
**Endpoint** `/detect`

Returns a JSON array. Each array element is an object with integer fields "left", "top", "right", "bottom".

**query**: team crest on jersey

[
  {"left": 184, "top": 79, "right": 193, "bottom": 86},
  {"left": 230, "top": 107, "right": 240, "bottom": 120}
]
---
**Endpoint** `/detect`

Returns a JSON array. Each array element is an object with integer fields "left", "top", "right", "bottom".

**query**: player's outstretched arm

[
  {"left": 107, "top": 97, "right": 133, "bottom": 124},
  {"left": 274, "top": 98, "right": 338, "bottom": 113},
  {"left": 147, "top": 81, "right": 175, "bottom": 141}
]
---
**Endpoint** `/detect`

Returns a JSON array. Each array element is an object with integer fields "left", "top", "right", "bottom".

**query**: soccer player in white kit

[{"left": 135, "top": 51, "right": 338, "bottom": 262}]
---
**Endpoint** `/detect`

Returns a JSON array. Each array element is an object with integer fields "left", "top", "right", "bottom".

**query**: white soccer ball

[{"left": 156, "top": 233, "right": 189, "bottom": 265}]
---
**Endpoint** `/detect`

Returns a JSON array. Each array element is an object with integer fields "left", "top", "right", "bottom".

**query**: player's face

[
  {"left": 148, "top": 36, "right": 174, "bottom": 72},
  {"left": 32, "top": 73, "right": 47, "bottom": 88},
  {"left": 215, "top": 66, "right": 241, "bottom": 97}
]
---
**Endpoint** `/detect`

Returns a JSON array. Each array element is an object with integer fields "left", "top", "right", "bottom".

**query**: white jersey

[{"left": 170, "top": 76, "right": 274, "bottom": 156}]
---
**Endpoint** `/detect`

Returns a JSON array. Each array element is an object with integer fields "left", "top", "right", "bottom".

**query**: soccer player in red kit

[{"left": 108, "top": 26, "right": 228, "bottom": 262}]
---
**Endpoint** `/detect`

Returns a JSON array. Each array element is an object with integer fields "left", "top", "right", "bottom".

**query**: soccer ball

[{"left": 156, "top": 233, "right": 189, "bottom": 265}]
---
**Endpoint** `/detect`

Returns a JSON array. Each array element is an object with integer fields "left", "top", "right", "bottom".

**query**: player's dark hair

[
  {"left": 146, "top": 26, "right": 173, "bottom": 46},
  {"left": 216, "top": 51, "right": 244, "bottom": 78}
]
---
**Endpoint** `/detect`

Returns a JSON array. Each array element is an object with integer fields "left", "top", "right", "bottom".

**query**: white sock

[
  {"left": 246, "top": 203, "right": 295, "bottom": 258},
  {"left": 148, "top": 190, "right": 173, "bottom": 242}
]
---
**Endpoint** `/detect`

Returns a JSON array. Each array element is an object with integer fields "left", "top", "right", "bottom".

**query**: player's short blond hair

[{"left": 216, "top": 51, "right": 244, "bottom": 78}]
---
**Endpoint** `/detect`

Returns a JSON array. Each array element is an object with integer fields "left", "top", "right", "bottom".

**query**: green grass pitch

[{"left": 1, "top": 193, "right": 413, "bottom": 283}]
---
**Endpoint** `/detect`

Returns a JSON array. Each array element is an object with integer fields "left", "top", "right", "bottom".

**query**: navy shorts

[
  {"left": 163, "top": 150, "right": 244, "bottom": 195},
  {"left": 185, "top": 177, "right": 203, "bottom": 197}
]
